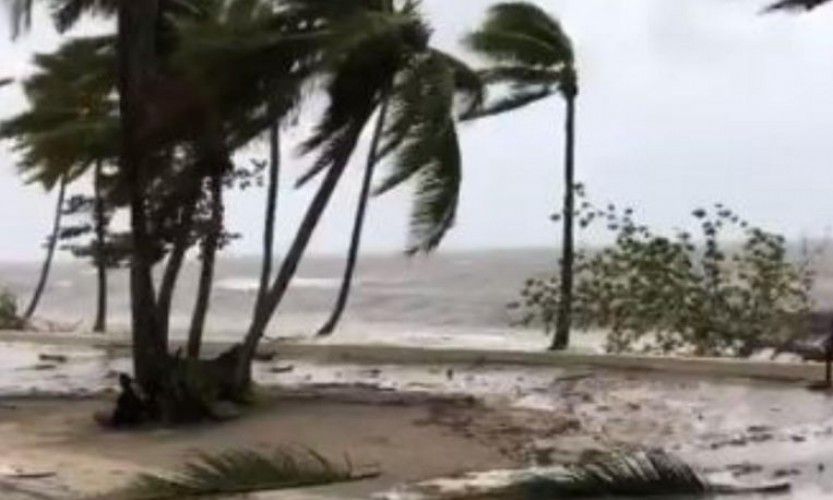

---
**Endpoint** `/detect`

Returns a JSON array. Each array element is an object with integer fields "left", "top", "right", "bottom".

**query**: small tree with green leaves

[
  {"left": 513, "top": 187, "right": 814, "bottom": 357},
  {"left": 0, "top": 289, "right": 22, "bottom": 330}
]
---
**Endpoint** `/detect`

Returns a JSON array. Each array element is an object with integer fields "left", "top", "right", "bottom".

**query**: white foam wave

[{"left": 216, "top": 276, "right": 339, "bottom": 292}]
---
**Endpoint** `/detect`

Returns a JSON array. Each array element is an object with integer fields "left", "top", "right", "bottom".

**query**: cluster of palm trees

[
  {"left": 4, "top": 0, "right": 816, "bottom": 418},
  {"left": 0, "top": 0, "right": 582, "bottom": 418}
]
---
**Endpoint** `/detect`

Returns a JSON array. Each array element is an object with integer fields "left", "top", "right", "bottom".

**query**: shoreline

[
  {"left": 0, "top": 329, "right": 826, "bottom": 384},
  {"left": 0, "top": 334, "right": 832, "bottom": 498}
]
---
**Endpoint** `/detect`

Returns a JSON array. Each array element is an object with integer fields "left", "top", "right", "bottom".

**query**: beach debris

[
  {"left": 375, "top": 449, "right": 791, "bottom": 499},
  {"left": 269, "top": 365, "right": 295, "bottom": 374},
  {"left": 38, "top": 354, "right": 67, "bottom": 364},
  {"left": 105, "top": 447, "right": 378, "bottom": 499},
  {"left": 361, "top": 368, "right": 382, "bottom": 378},
  {"left": 726, "top": 462, "right": 763, "bottom": 477},
  {"left": 31, "top": 363, "right": 57, "bottom": 371},
  {"left": 747, "top": 425, "right": 772, "bottom": 433},
  {"left": 253, "top": 350, "right": 277, "bottom": 362},
  {"left": 445, "top": 368, "right": 454, "bottom": 381},
  {"left": 553, "top": 372, "right": 594, "bottom": 384},
  {"left": 772, "top": 468, "right": 801, "bottom": 479}
]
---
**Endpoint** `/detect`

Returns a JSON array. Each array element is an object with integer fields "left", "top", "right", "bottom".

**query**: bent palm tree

[
  {"left": 240, "top": 1, "right": 483, "bottom": 379},
  {"left": 464, "top": 1, "right": 577, "bottom": 351},
  {"left": 315, "top": 98, "right": 389, "bottom": 337},
  {"left": 314, "top": 0, "right": 485, "bottom": 338},
  {"left": 22, "top": 173, "right": 67, "bottom": 321}
]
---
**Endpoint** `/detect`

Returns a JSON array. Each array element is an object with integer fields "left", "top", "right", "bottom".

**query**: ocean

[
  {"left": 0, "top": 249, "right": 563, "bottom": 350},
  {"left": 5, "top": 246, "right": 833, "bottom": 352}
]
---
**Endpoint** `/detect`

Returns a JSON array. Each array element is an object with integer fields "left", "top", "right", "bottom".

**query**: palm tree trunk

[
  {"left": 317, "top": 99, "right": 389, "bottom": 337},
  {"left": 118, "top": 0, "right": 167, "bottom": 390},
  {"left": 255, "top": 123, "right": 281, "bottom": 311},
  {"left": 187, "top": 172, "right": 224, "bottom": 359},
  {"left": 156, "top": 185, "right": 198, "bottom": 339},
  {"left": 551, "top": 94, "right": 576, "bottom": 351},
  {"left": 23, "top": 174, "right": 68, "bottom": 321},
  {"left": 237, "top": 148, "right": 352, "bottom": 389},
  {"left": 93, "top": 161, "right": 107, "bottom": 333}
]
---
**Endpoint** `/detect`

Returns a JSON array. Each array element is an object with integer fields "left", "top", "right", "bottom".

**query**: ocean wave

[{"left": 216, "top": 276, "right": 340, "bottom": 292}]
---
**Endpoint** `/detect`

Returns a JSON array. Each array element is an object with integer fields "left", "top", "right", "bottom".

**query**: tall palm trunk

[
  {"left": 317, "top": 99, "right": 389, "bottom": 337},
  {"left": 118, "top": 0, "right": 167, "bottom": 389},
  {"left": 156, "top": 183, "right": 199, "bottom": 339},
  {"left": 237, "top": 148, "right": 352, "bottom": 389},
  {"left": 255, "top": 123, "right": 281, "bottom": 311},
  {"left": 23, "top": 174, "right": 67, "bottom": 321},
  {"left": 187, "top": 172, "right": 224, "bottom": 359},
  {"left": 92, "top": 161, "right": 107, "bottom": 333},
  {"left": 551, "top": 94, "right": 576, "bottom": 351}
]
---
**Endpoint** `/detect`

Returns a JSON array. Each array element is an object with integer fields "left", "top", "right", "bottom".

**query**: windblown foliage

[
  {"left": 513, "top": 187, "right": 814, "bottom": 357},
  {"left": 0, "top": 36, "right": 117, "bottom": 189},
  {"left": 0, "top": 289, "right": 22, "bottom": 330},
  {"left": 766, "top": 0, "right": 831, "bottom": 11},
  {"left": 108, "top": 447, "right": 370, "bottom": 499},
  {"left": 292, "top": 0, "right": 483, "bottom": 254},
  {"left": 462, "top": 1, "right": 575, "bottom": 119}
]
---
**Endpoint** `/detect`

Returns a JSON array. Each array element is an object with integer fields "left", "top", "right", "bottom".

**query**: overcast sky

[{"left": 2, "top": 0, "right": 833, "bottom": 261}]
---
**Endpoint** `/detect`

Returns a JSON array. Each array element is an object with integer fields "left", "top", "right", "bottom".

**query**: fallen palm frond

[
  {"left": 378, "top": 449, "right": 790, "bottom": 499},
  {"left": 102, "top": 447, "right": 378, "bottom": 500}
]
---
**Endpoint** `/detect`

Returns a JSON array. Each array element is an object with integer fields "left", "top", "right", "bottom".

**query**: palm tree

[
  {"left": 464, "top": 2, "right": 577, "bottom": 351},
  {"left": 92, "top": 159, "right": 108, "bottom": 332},
  {"left": 315, "top": 98, "right": 389, "bottom": 337},
  {"left": 236, "top": 0, "right": 484, "bottom": 387},
  {"left": 21, "top": 174, "right": 67, "bottom": 321},
  {"left": 1, "top": 36, "right": 117, "bottom": 324},
  {"left": 314, "top": 0, "right": 488, "bottom": 338},
  {"left": 255, "top": 123, "right": 281, "bottom": 318}
]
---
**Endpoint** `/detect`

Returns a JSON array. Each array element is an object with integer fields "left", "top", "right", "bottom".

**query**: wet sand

[
  {"left": 0, "top": 392, "right": 523, "bottom": 499},
  {"left": 1, "top": 337, "right": 833, "bottom": 498}
]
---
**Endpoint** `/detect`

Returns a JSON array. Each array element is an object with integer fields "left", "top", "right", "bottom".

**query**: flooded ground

[{"left": 1, "top": 340, "right": 833, "bottom": 498}]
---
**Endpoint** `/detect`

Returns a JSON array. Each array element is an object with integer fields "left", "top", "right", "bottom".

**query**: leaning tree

[{"left": 313, "top": 0, "right": 485, "bottom": 337}]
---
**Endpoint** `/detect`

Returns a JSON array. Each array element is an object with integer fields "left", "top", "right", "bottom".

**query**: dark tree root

[{"left": 101, "top": 345, "right": 253, "bottom": 428}]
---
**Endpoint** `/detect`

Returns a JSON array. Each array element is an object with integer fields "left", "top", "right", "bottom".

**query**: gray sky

[{"left": 2, "top": 0, "right": 833, "bottom": 261}]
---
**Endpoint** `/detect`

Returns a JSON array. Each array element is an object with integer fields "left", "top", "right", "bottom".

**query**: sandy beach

[{"left": 0, "top": 333, "right": 832, "bottom": 498}]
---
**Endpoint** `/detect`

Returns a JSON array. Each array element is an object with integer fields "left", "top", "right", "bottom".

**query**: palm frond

[
  {"left": 373, "top": 52, "right": 455, "bottom": 194},
  {"left": 404, "top": 120, "right": 461, "bottom": 255},
  {"left": 173, "top": 0, "right": 324, "bottom": 150},
  {"left": 430, "top": 49, "right": 485, "bottom": 120},
  {"left": 765, "top": 0, "right": 831, "bottom": 11},
  {"left": 479, "top": 65, "right": 561, "bottom": 87},
  {"left": 464, "top": 1, "right": 573, "bottom": 68},
  {"left": 295, "top": 8, "right": 425, "bottom": 186},
  {"left": 1, "top": 35, "right": 118, "bottom": 190},
  {"left": 385, "top": 449, "right": 790, "bottom": 499},
  {"left": 462, "top": 86, "right": 555, "bottom": 120},
  {"left": 370, "top": 52, "right": 461, "bottom": 254},
  {"left": 48, "top": 0, "right": 118, "bottom": 33},
  {"left": 104, "top": 447, "right": 374, "bottom": 500}
]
